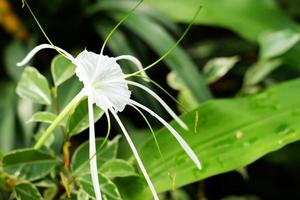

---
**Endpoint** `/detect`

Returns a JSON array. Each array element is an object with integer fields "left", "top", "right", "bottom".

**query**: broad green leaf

[
  {"left": 87, "top": 0, "right": 179, "bottom": 33},
  {"left": 113, "top": 13, "right": 212, "bottom": 102},
  {"left": 0, "top": 83, "right": 16, "bottom": 152},
  {"left": 259, "top": 30, "right": 300, "bottom": 60},
  {"left": 67, "top": 99, "right": 104, "bottom": 137},
  {"left": 244, "top": 59, "right": 282, "bottom": 87},
  {"left": 100, "top": 159, "right": 137, "bottom": 178},
  {"left": 203, "top": 56, "right": 239, "bottom": 84},
  {"left": 51, "top": 55, "right": 76, "bottom": 87},
  {"left": 145, "top": 0, "right": 300, "bottom": 68},
  {"left": 145, "top": 0, "right": 300, "bottom": 42},
  {"left": 17, "top": 67, "right": 51, "bottom": 105},
  {"left": 77, "top": 173, "right": 122, "bottom": 200},
  {"left": 127, "top": 78, "right": 300, "bottom": 199},
  {"left": 71, "top": 136, "right": 120, "bottom": 175},
  {"left": 3, "top": 149, "right": 58, "bottom": 181},
  {"left": 27, "top": 111, "right": 59, "bottom": 125},
  {"left": 14, "top": 182, "right": 43, "bottom": 200}
]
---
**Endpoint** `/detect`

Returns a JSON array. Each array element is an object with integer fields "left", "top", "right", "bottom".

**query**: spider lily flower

[{"left": 17, "top": 44, "right": 201, "bottom": 200}]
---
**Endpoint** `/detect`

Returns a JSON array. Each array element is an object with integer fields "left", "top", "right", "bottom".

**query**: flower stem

[{"left": 34, "top": 90, "right": 86, "bottom": 149}]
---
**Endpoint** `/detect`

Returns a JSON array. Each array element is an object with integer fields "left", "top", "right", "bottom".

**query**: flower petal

[
  {"left": 17, "top": 44, "right": 74, "bottom": 67},
  {"left": 74, "top": 50, "right": 131, "bottom": 112},
  {"left": 88, "top": 97, "right": 102, "bottom": 200}
]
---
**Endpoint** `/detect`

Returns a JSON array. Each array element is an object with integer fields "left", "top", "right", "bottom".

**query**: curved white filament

[
  {"left": 129, "top": 99, "right": 202, "bottom": 170},
  {"left": 17, "top": 44, "right": 74, "bottom": 67},
  {"left": 109, "top": 110, "right": 159, "bottom": 200},
  {"left": 116, "top": 55, "right": 148, "bottom": 78},
  {"left": 126, "top": 80, "right": 188, "bottom": 130},
  {"left": 88, "top": 96, "right": 102, "bottom": 200}
]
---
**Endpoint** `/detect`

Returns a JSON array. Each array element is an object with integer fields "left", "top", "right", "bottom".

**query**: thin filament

[
  {"left": 124, "top": 5, "right": 202, "bottom": 78},
  {"left": 116, "top": 55, "right": 148, "bottom": 78},
  {"left": 129, "top": 99, "right": 202, "bottom": 170},
  {"left": 126, "top": 80, "right": 188, "bottom": 130},
  {"left": 132, "top": 74, "right": 186, "bottom": 112},
  {"left": 88, "top": 97, "right": 102, "bottom": 200},
  {"left": 130, "top": 104, "right": 164, "bottom": 161},
  {"left": 22, "top": 0, "right": 72, "bottom": 59},
  {"left": 109, "top": 110, "right": 159, "bottom": 200},
  {"left": 100, "top": 0, "right": 144, "bottom": 55},
  {"left": 98, "top": 111, "right": 111, "bottom": 150}
]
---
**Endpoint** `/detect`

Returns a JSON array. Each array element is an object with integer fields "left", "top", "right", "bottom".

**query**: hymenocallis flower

[{"left": 18, "top": 1, "right": 202, "bottom": 200}]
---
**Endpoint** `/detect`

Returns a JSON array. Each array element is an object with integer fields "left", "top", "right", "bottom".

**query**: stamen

[
  {"left": 116, "top": 55, "right": 148, "bottom": 78},
  {"left": 98, "top": 111, "right": 111, "bottom": 150},
  {"left": 100, "top": 0, "right": 144, "bottom": 55},
  {"left": 130, "top": 104, "right": 164, "bottom": 160},
  {"left": 124, "top": 5, "right": 203, "bottom": 78},
  {"left": 129, "top": 99, "right": 202, "bottom": 170},
  {"left": 88, "top": 96, "right": 102, "bottom": 200},
  {"left": 109, "top": 110, "right": 159, "bottom": 200},
  {"left": 17, "top": 44, "right": 74, "bottom": 67},
  {"left": 126, "top": 80, "right": 188, "bottom": 130},
  {"left": 22, "top": 0, "right": 74, "bottom": 60}
]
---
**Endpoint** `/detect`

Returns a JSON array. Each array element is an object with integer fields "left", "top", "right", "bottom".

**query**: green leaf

[
  {"left": 71, "top": 136, "right": 120, "bottom": 175},
  {"left": 67, "top": 99, "right": 104, "bottom": 137},
  {"left": 17, "top": 67, "right": 51, "bottom": 105},
  {"left": 145, "top": 0, "right": 300, "bottom": 42},
  {"left": 14, "top": 182, "right": 43, "bottom": 200},
  {"left": 145, "top": 0, "right": 300, "bottom": 69},
  {"left": 244, "top": 59, "right": 282, "bottom": 87},
  {"left": 51, "top": 55, "right": 76, "bottom": 87},
  {"left": 3, "top": 149, "right": 58, "bottom": 181},
  {"left": 77, "top": 173, "right": 122, "bottom": 200},
  {"left": 130, "top": 78, "right": 300, "bottom": 199},
  {"left": 0, "top": 82, "right": 17, "bottom": 152},
  {"left": 203, "top": 56, "right": 239, "bottom": 84},
  {"left": 259, "top": 29, "right": 300, "bottom": 60},
  {"left": 100, "top": 159, "right": 137, "bottom": 178},
  {"left": 27, "top": 111, "right": 59, "bottom": 125}
]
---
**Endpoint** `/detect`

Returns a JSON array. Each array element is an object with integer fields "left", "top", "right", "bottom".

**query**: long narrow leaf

[{"left": 125, "top": 78, "right": 300, "bottom": 199}]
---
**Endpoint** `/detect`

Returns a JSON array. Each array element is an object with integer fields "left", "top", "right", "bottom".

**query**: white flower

[{"left": 17, "top": 44, "right": 201, "bottom": 200}]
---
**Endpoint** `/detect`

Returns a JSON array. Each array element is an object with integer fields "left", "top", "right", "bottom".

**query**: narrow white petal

[
  {"left": 17, "top": 44, "right": 74, "bottom": 67},
  {"left": 129, "top": 99, "right": 202, "bottom": 170},
  {"left": 116, "top": 55, "right": 148, "bottom": 78},
  {"left": 109, "top": 110, "right": 159, "bottom": 200},
  {"left": 88, "top": 97, "right": 102, "bottom": 200},
  {"left": 126, "top": 80, "right": 188, "bottom": 130}
]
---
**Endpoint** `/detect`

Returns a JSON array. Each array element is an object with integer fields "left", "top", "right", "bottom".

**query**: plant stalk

[{"left": 34, "top": 90, "right": 86, "bottom": 149}]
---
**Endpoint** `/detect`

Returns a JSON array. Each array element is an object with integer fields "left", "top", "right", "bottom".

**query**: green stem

[{"left": 34, "top": 90, "right": 86, "bottom": 149}]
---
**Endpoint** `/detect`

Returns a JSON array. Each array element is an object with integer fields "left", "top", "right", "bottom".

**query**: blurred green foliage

[{"left": 1, "top": 0, "right": 300, "bottom": 199}]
